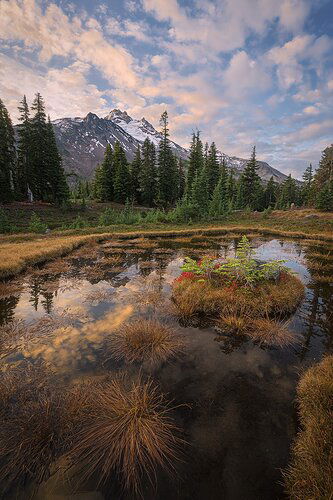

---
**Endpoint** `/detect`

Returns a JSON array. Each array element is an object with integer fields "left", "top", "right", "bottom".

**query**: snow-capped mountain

[
  {"left": 52, "top": 109, "right": 187, "bottom": 179},
  {"left": 51, "top": 108, "right": 289, "bottom": 183},
  {"left": 220, "top": 153, "right": 289, "bottom": 183}
]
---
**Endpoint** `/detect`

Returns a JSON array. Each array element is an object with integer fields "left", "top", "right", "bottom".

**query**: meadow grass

[
  {"left": 284, "top": 355, "right": 333, "bottom": 499},
  {"left": 1, "top": 208, "right": 333, "bottom": 279}
]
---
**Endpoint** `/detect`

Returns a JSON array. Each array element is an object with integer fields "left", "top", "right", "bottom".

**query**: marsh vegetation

[{"left": 0, "top": 234, "right": 331, "bottom": 499}]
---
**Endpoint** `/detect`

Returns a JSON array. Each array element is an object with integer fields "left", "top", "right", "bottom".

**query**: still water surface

[{"left": 0, "top": 236, "right": 332, "bottom": 499}]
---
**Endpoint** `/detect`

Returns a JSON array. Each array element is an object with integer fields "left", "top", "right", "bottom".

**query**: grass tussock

[
  {"left": 0, "top": 363, "right": 86, "bottom": 495},
  {"left": 100, "top": 255, "right": 125, "bottom": 266},
  {"left": 307, "top": 251, "right": 333, "bottom": 261},
  {"left": 67, "top": 375, "right": 182, "bottom": 493},
  {"left": 139, "top": 260, "right": 157, "bottom": 269},
  {"left": 106, "top": 318, "right": 183, "bottom": 365},
  {"left": 284, "top": 355, "right": 333, "bottom": 500},
  {"left": 311, "top": 274, "right": 333, "bottom": 283},
  {"left": 247, "top": 318, "right": 295, "bottom": 346}
]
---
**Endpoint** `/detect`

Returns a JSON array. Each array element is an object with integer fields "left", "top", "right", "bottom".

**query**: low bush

[
  {"left": 28, "top": 212, "right": 48, "bottom": 233},
  {"left": 284, "top": 355, "right": 333, "bottom": 499}
]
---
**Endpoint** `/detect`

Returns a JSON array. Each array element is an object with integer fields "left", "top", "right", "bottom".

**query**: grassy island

[{"left": 172, "top": 236, "right": 305, "bottom": 345}]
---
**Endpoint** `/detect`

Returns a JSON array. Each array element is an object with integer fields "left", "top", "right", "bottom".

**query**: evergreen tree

[
  {"left": 191, "top": 166, "right": 209, "bottom": 216},
  {"left": 0, "top": 99, "right": 15, "bottom": 202},
  {"left": 93, "top": 143, "right": 113, "bottom": 201},
  {"left": 237, "top": 146, "right": 262, "bottom": 210},
  {"left": 263, "top": 176, "right": 278, "bottom": 208},
  {"left": 313, "top": 145, "right": 333, "bottom": 210},
  {"left": 227, "top": 168, "right": 237, "bottom": 207},
  {"left": 206, "top": 141, "right": 220, "bottom": 196},
  {"left": 16, "top": 95, "right": 31, "bottom": 200},
  {"left": 130, "top": 145, "right": 142, "bottom": 203},
  {"left": 140, "top": 138, "right": 157, "bottom": 207},
  {"left": 30, "top": 92, "right": 48, "bottom": 200},
  {"left": 157, "top": 111, "right": 178, "bottom": 207},
  {"left": 275, "top": 174, "right": 298, "bottom": 209},
  {"left": 300, "top": 164, "right": 314, "bottom": 206},
  {"left": 45, "top": 117, "right": 69, "bottom": 204},
  {"left": 186, "top": 132, "right": 204, "bottom": 192},
  {"left": 113, "top": 141, "right": 130, "bottom": 203},
  {"left": 178, "top": 158, "right": 186, "bottom": 199},
  {"left": 316, "top": 182, "right": 333, "bottom": 211},
  {"left": 209, "top": 161, "right": 229, "bottom": 218}
]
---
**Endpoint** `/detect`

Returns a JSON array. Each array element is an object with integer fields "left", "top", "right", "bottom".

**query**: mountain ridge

[{"left": 50, "top": 109, "right": 290, "bottom": 183}]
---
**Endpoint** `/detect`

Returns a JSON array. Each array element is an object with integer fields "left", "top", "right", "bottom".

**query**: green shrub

[
  {"left": 69, "top": 215, "right": 88, "bottom": 229},
  {"left": 0, "top": 208, "right": 12, "bottom": 234},
  {"left": 28, "top": 213, "right": 48, "bottom": 233}
]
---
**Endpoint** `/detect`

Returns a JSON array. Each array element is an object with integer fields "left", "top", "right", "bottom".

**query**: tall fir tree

[
  {"left": 227, "top": 168, "right": 237, "bottom": 208},
  {"left": 313, "top": 145, "right": 333, "bottom": 210},
  {"left": 178, "top": 158, "right": 186, "bottom": 200},
  {"left": 275, "top": 174, "right": 298, "bottom": 209},
  {"left": 300, "top": 163, "right": 314, "bottom": 206},
  {"left": 16, "top": 95, "right": 31, "bottom": 200},
  {"left": 209, "top": 160, "right": 229, "bottom": 217},
  {"left": 206, "top": 141, "right": 220, "bottom": 197},
  {"left": 45, "top": 117, "right": 69, "bottom": 204},
  {"left": 0, "top": 99, "right": 15, "bottom": 203},
  {"left": 157, "top": 111, "right": 178, "bottom": 207},
  {"left": 94, "top": 143, "right": 113, "bottom": 201},
  {"left": 130, "top": 145, "right": 142, "bottom": 203},
  {"left": 237, "top": 146, "right": 262, "bottom": 210},
  {"left": 140, "top": 138, "right": 157, "bottom": 207},
  {"left": 263, "top": 176, "right": 278, "bottom": 208},
  {"left": 186, "top": 132, "right": 204, "bottom": 193},
  {"left": 30, "top": 92, "right": 48, "bottom": 200},
  {"left": 113, "top": 141, "right": 130, "bottom": 203},
  {"left": 191, "top": 165, "right": 209, "bottom": 216}
]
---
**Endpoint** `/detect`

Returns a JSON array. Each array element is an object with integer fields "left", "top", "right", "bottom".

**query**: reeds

[
  {"left": 67, "top": 375, "right": 183, "bottom": 493},
  {"left": 105, "top": 318, "right": 183, "bottom": 365},
  {"left": 284, "top": 355, "right": 333, "bottom": 499}
]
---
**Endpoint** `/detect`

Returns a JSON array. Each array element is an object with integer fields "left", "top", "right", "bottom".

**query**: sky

[{"left": 0, "top": 0, "right": 333, "bottom": 178}]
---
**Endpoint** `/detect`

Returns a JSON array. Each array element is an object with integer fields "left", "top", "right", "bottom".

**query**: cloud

[
  {"left": 223, "top": 50, "right": 271, "bottom": 98},
  {"left": 279, "top": 120, "right": 333, "bottom": 143},
  {"left": 0, "top": 54, "right": 109, "bottom": 121},
  {"left": 268, "top": 34, "right": 332, "bottom": 89},
  {"left": 0, "top": 0, "right": 140, "bottom": 88},
  {"left": 106, "top": 17, "right": 150, "bottom": 42}
]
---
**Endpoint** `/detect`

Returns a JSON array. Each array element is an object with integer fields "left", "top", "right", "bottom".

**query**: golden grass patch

[{"left": 284, "top": 355, "right": 333, "bottom": 499}]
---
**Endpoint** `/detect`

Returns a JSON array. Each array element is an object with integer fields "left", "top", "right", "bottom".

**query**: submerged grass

[
  {"left": 284, "top": 355, "right": 333, "bottom": 500},
  {"left": 67, "top": 375, "right": 183, "bottom": 494},
  {"left": 105, "top": 318, "right": 183, "bottom": 365}
]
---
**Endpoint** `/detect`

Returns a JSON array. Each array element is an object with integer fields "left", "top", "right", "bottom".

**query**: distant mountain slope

[{"left": 51, "top": 108, "right": 289, "bottom": 183}]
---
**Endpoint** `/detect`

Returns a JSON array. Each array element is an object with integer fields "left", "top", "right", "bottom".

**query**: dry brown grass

[
  {"left": 246, "top": 318, "right": 295, "bottom": 346},
  {"left": 284, "top": 355, "right": 333, "bottom": 500},
  {"left": 100, "top": 255, "right": 125, "bottom": 266},
  {"left": 152, "top": 247, "right": 175, "bottom": 254},
  {"left": 217, "top": 314, "right": 248, "bottom": 334},
  {"left": 0, "top": 363, "right": 86, "bottom": 495},
  {"left": 307, "top": 251, "right": 333, "bottom": 261},
  {"left": 311, "top": 274, "right": 333, "bottom": 283},
  {"left": 67, "top": 375, "right": 182, "bottom": 493},
  {"left": 105, "top": 318, "right": 183, "bottom": 365},
  {"left": 84, "top": 288, "right": 114, "bottom": 304}
]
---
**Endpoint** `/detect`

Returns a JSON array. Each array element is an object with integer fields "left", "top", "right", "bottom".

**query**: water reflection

[{"left": 0, "top": 236, "right": 332, "bottom": 499}]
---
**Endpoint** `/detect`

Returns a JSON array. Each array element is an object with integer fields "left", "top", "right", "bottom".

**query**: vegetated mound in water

[{"left": 172, "top": 236, "right": 305, "bottom": 346}]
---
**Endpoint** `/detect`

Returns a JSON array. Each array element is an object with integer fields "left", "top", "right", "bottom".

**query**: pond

[{"left": 0, "top": 235, "right": 332, "bottom": 499}]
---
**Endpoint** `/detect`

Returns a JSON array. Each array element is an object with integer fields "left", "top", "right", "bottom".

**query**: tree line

[
  {"left": 0, "top": 94, "right": 69, "bottom": 204},
  {"left": 92, "top": 110, "right": 333, "bottom": 215},
  {"left": 1, "top": 97, "right": 332, "bottom": 213}
]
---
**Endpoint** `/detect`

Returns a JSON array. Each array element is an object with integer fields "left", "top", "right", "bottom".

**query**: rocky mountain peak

[{"left": 105, "top": 109, "right": 132, "bottom": 123}]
